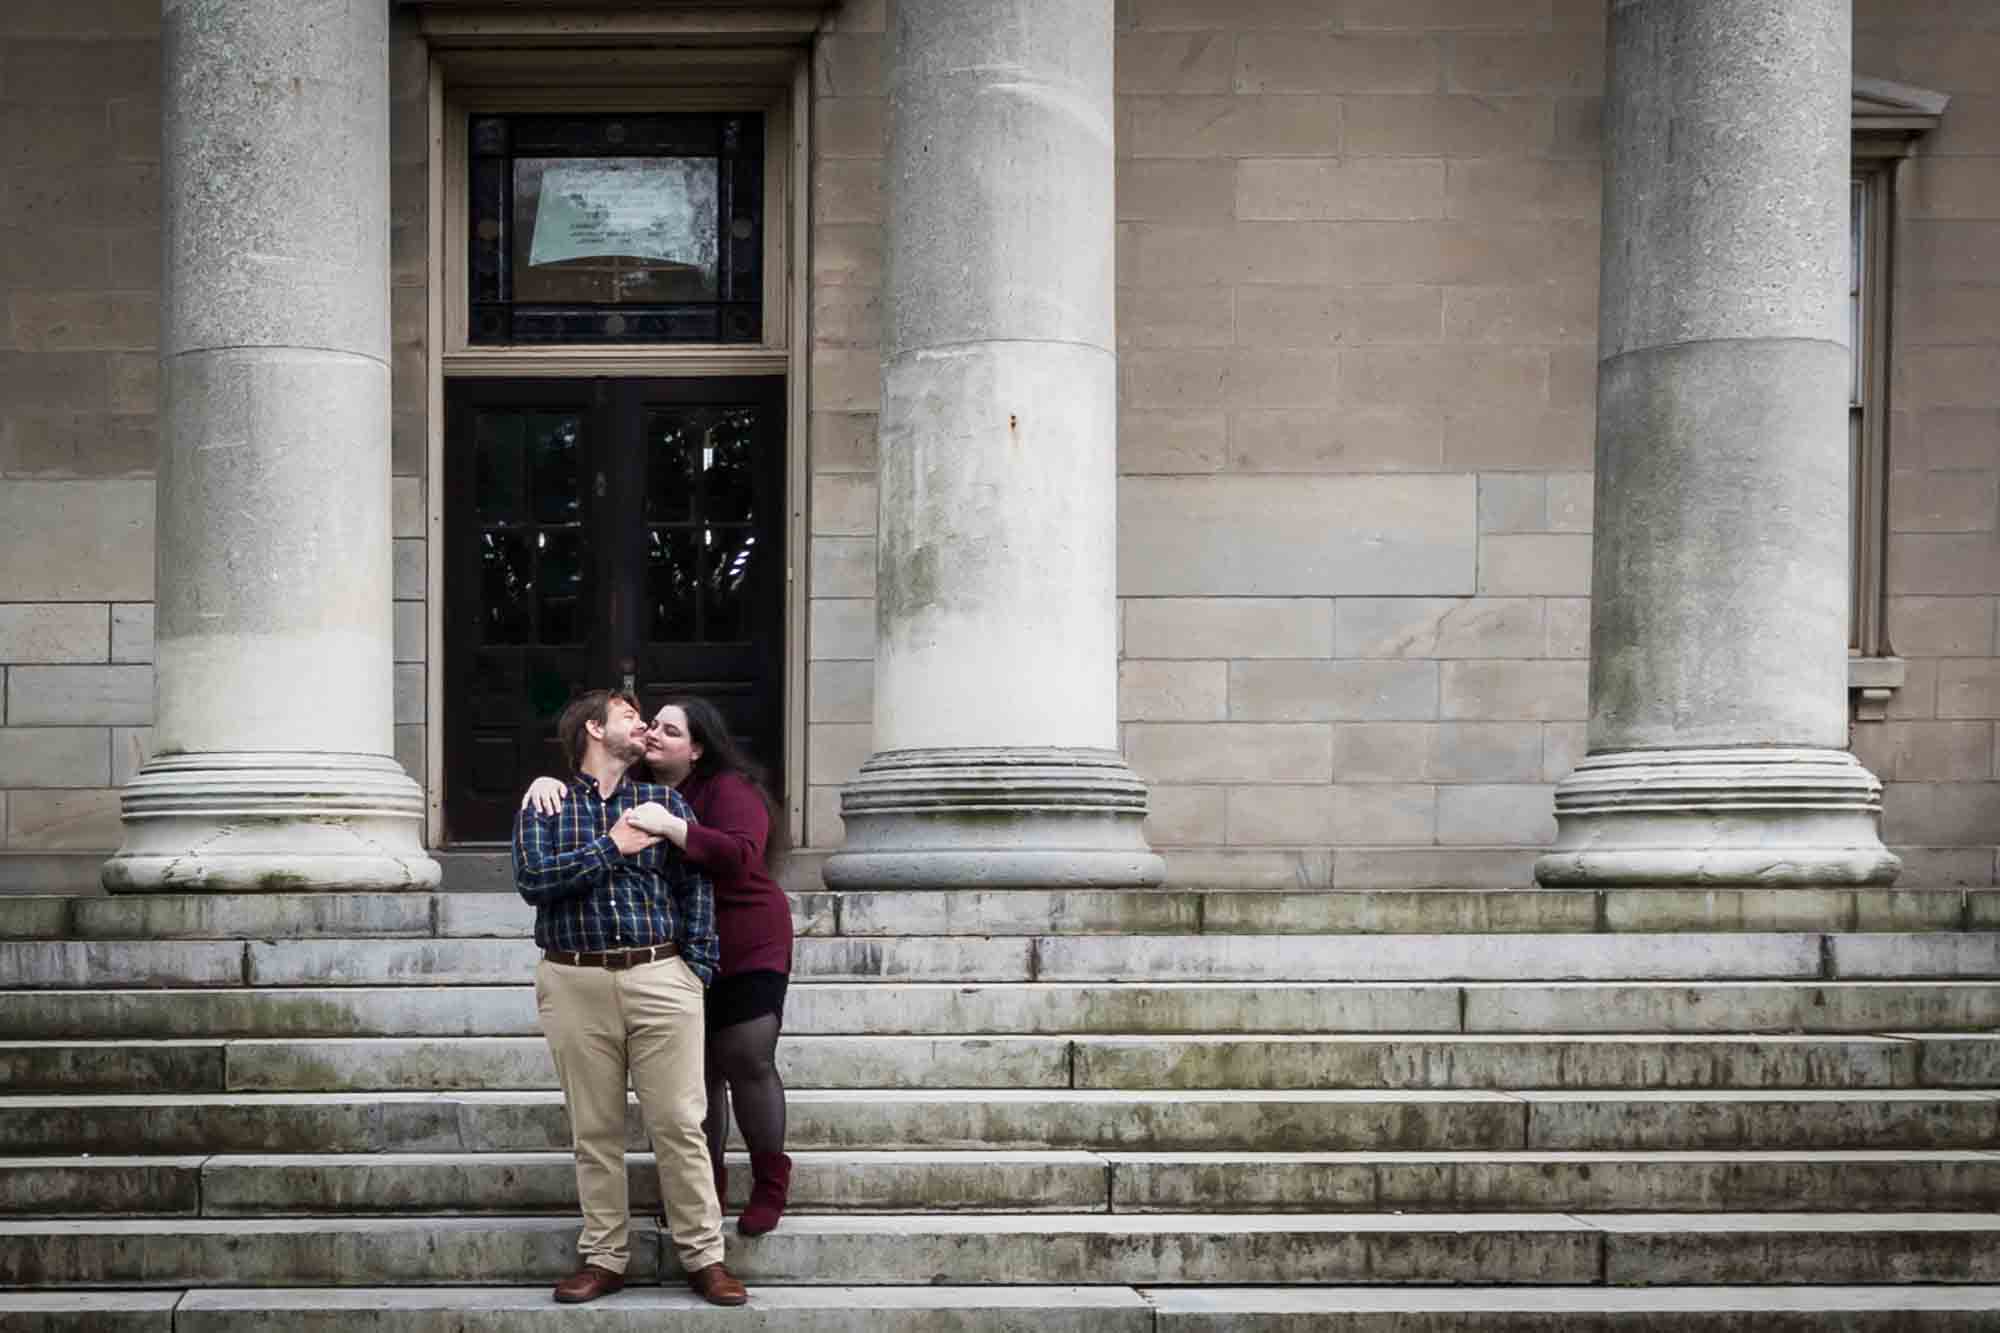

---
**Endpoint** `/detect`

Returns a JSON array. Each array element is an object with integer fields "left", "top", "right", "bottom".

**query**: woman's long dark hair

[{"left": 655, "top": 695, "right": 787, "bottom": 861}]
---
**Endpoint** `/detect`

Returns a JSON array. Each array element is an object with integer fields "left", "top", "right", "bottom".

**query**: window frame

[
  {"left": 1847, "top": 76, "right": 1948, "bottom": 720},
  {"left": 424, "top": 37, "right": 813, "bottom": 849}
]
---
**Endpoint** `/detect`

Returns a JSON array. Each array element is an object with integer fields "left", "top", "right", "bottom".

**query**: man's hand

[{"left": 607, "top": 811, "right": 663, "bottom": 857}]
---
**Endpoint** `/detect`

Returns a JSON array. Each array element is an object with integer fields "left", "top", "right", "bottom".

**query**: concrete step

[
  {"left": 4, "top": 1088, "right": 1996, "bottom": 1155},
  {"left": 0, "top": 1150, "right": 1109, "bottom": 1217},
  {"left": 0, "top": 1215, "right": 665, "bottom": 1286},
  {"left": 13, "top": 1150, "right": 2000, "bottom": 1219},
  {"left": 8, "top": 888, "right": 1991, "bottom": 943},
  {"left": 11, "top": 1284, "right": 2000, "bottom": 1333},
  {"left": 1, "top": 1286, "right": 1156, "bottom": 1332},
  {"left": 0, "top": 937, "right": 1043, "bottom": 988},
  {"left": 0, "top": 982, "right": 1468, "bottom": 1039},
  {"left": 5, "top": 1033, "right": 1979, "bottom": 1094},
  {"left": 1105, "top": 1149, "right": 2000, "bottom": 1214},
  {"left": 1463, "top": 980, "right": 2000, "bottom": 1032},
  {"left": 11, "top": 1213, "right": 2000, "bottom": 1286},
  {"left": 722, "top": 1212, "right": 2000, "bottom": 1285},
  {"left": 1144, "top": 1286, "right": 2000, "bottom": 1331},
  {"left": 0, "top": 1035, "right": 1076, "bottom": 1093},
  {"left": 1068, "top": 1034, "right": 1930, "bottom": 1090},
  {"left": 14, "top": 932, "right": 2000, "bottom": 989},
  {"left": 12, "top": 980, "right": 2000, "bottom": 1041}
]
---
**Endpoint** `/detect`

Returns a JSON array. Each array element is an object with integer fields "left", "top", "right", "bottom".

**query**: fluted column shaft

[
  {"left": 104, "top": 0, "right": 438, "bottom": 892},
  {"left": 1537, "top": 0, "right": 1898, "bottom": 886},
  {"left": 823, "top": 0, "right": 1163, "bottom": 889}
]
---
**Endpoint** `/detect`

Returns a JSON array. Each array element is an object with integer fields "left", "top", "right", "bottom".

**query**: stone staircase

[{"left": 5, "top": 885, "right": 2000, "bottom": 1329}]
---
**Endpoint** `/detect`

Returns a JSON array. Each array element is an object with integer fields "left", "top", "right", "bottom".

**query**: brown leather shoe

[
  {"left": 686, "top": 1261, "right": 749, "bottom": 1307},
  {"left": 553, "top": 1262, "right": 625, "bottom": 1304}
]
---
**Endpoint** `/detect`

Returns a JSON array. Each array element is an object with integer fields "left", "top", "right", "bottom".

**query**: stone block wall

[
  {"left": 0, "top": 2, "right": 161, "bottom": 857},
  {"left": 804, "top": 0, "right": 2000, "bottom": 887},
  {"left": 0, "top": 2, "right": 431, "bottom": 865},
  {"left": 1850, "top": 0, "right": 2000, "bottom": 887},
  {"left": 1, "top": 0, "right": 1992, "bottom": 887}
]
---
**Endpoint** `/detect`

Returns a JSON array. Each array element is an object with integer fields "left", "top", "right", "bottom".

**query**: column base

[
  {"left": 821, "top": 747, "right": 1166, "bottom": 890},
  {"left": 1534, "top": 747, "right": 1901, "bottom": 887},
  {"left": 101, "top": 752, "right": 441, "bottom": 894}
]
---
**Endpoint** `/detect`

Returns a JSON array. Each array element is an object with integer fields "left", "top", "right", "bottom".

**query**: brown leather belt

[{"left": 543, "top": 942, "right": 680, "bottom": 970}]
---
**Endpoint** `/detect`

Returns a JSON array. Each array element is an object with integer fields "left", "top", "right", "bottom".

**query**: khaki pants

[{"left": 535, "top": 954, "right": 724, "bottom": 1274}]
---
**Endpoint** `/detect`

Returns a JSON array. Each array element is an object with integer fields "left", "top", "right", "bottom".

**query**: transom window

[{"left": 468, "top": 112, "right": 764, "bottom": 345}]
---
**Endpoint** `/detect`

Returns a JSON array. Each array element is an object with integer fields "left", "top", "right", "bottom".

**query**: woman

[{"left": 527, "top": 696, "right": 795, "bottom": 1235}]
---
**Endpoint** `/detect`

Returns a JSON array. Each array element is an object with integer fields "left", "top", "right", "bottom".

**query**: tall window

[
  {"left": 1849, "top": 162, "right": 1891, "bottom": 659},
  {"left": 1848, "top": 78, "right": 1946, "bottom": 687}
]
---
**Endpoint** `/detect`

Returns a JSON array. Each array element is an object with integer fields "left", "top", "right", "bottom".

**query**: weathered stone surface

[
  {"left": 1035, "top": 933, "right": 1821, "bottom": 982},
  {"left": 1198, "top": 891, "right": 1597, "bottom": 935},
  {"left": 0, "top": 1039, "right": 222, "bottom": 1092},
  {"left": 1113, "top": 1150, "right": 2000, "bottom": 1215},
  {"left": 1545, "top": 0, "right": 1893, "bottom": 888},
  {"left": 1466, "top": 982, "right": 2000, "bottom": 1034},
  {"left": 1146, "top": 1285, "right": 2000, "bottom": 1330},
  {"left": 0, "top": 1157, "right": 202, "bottom": 1217},
  {"left": 218, "top": 1035, "right": 1072, "bottom": 1092},
  {"left": 1123, "top": 598, "right": 1333, "bottom": 659},
  {"left": 0, "top": 1093, "right": 412, "bottom": 1155},
  {"left": 71, "top": 894, "right": 433, "bottom": 940},
  {"left": 1522, "top": 1090, "right": 2000, "bottom": 1150},
  {"left": 200, "top": 1149, "right": 1106, "bottom": 1217},
  {"left": 1120, "top": 476, "right": 1477, "bottom": 596},
  {"left": 0, "top": 484, "right": 152, "bottom": 602},
  {"left": 730, "top": 1214, "right": 1599, "bottom": 1285},
  {"left": 785, "top": 1089, "right": 1526, "bottom": 1152},
  {"left": 1831, "top": 934, "right": 2000, "bottom": 979},
  {"left": 5, "top": 665, "right": 152, "bottom": 725},
  {"left": 0, "top": 728, "right": 110, "bottom": 788},
  {"left": 1071, "top": 1034, "right": 1916, "bottom": 1091},
  {"left": 0, "top": 986, "right": 540, "bottom": 1041},
  {"left": 0, "top": 940, "right": 243, "bottom": 988},
  {"left": 0, "top": 605, "right": 107, "bottom": 664},
  {"left": 837, "top": 890, "right": 1201, "bottom": 936},
  {"left": 0, "top": 1292, "right": 176, "bottom": 1333},
  {"left": 0, "top": 1216, "right": 661, "bottom": 1286},
  {"left": 1600, "top": 1214, "right": 2000, "bottom": 1285},
  {"left": 173, "top": 1287, "right": 1153, "bottom": 1333}
]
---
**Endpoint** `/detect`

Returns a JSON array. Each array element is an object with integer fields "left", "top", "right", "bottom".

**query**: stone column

[
  {"left": 822, "top": 0, "right": 1163, "bottom": 889},
  {"left": 1536, "top": 0, "right": 1898, "bottom": 887},
  {"left": 102, "top": 0, "right": 438, "bottom": 892}
]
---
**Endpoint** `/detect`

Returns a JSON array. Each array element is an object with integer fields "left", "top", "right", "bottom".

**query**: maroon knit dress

[{"left": 678, "top": 769, "right": 793, "bottom": 980}]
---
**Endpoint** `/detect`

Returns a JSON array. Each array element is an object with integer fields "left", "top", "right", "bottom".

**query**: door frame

[{"left": 425, "top": 41, "right": 812, "bottom": 850}]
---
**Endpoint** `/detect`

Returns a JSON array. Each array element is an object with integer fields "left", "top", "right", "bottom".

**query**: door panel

[{"left": 443, "top": 376, "right": 786, "bottom": 843}]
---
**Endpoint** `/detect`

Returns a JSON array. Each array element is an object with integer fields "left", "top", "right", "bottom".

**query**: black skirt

[{"left": 706, "top": 968, "right": 787, "bottom": 1031}]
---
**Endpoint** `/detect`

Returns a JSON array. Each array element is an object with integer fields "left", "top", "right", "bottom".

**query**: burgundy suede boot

[{"left": 736, "top": 1151, "right": 791, "bottom": 1236}]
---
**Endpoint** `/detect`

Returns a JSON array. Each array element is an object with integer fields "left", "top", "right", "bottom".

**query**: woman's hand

[
  {"left": 522, "top": 776, "right": 568, "bottom": 816},
  {"left": 628, "top": 800, "right": 690, "bottom": 849}
]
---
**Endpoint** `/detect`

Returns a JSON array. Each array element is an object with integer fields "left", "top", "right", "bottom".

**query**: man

[{"left": 513, "top": 688, "right": 749, "bottom": 1308}]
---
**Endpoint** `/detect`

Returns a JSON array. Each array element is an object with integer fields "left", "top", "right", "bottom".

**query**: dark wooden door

[{"left": 444, "top": 376, "right": 786, "bottom": 843}]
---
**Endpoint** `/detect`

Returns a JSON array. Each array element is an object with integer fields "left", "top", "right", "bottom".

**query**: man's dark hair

[{"left": 557, "top": 689, "right": 641, "bottom": 773}]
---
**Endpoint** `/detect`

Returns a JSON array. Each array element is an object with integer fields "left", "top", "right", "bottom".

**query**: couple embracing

[{"left": 511, "top": 690, "right": 793, "bottom": 1307}]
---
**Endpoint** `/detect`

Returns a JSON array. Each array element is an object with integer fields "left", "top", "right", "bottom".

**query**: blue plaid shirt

[{"left": 512, "top": 772, "right": 719, "bottom": 985}]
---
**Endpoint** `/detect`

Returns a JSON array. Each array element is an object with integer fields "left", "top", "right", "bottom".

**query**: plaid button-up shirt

[{"left": 511, "top": 771, "right": 719, "bottom": 985}]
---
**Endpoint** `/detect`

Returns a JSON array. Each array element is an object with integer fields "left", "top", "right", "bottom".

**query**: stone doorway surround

[{"left": 424, "top": 10, "right": 814, "bottom": 853}]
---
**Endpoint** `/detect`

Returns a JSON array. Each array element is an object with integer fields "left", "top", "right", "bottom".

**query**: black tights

[{"left": 704, "top": 1013, "right": 786, "bottom": 1171}]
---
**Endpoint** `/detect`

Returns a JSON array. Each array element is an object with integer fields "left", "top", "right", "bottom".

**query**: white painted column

[
  {"left": 823, "top": 0, "right": 1163, "bottom": 889},
  {"left": 103, "top": 0, "right": 438, "bottom": 892},
  {"left": 1536, "top": 0, "right": 1898, "bottom": 887}
]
